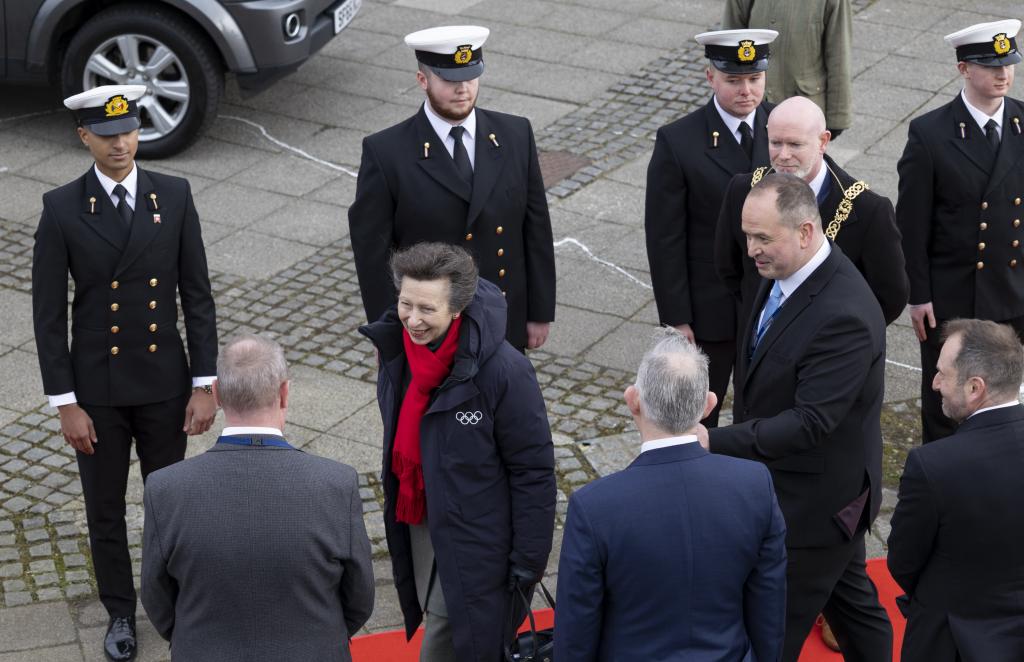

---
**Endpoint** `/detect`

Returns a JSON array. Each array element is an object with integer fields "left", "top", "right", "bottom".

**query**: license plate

[{"left": 334, "top": 0, "right": 361, "bottom": 34}]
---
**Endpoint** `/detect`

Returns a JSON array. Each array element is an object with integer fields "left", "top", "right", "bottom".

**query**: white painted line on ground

[
  {"left": 220, "top": 115, "right": 359, "bottom": 178},
  {"left": 885, "top": 359, "right": 921, "bottom": 372},
  {"left": 0, "top": 167, "right": 8, "bottom": 174},
  {"left": 554, "top": 237, "right": 652, "bottom": 290}
]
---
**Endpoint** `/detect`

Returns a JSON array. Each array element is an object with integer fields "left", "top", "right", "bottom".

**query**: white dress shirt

[
  {"left": 423, "top": 101, "right": 476, "bottom": 169},
  {"left": 713, "top": 95, "right": 758, "bottom": 145},
  {"left": 968, "top": 399, "right": 1019, "bottom": 419},
  {"left": 757, "top": 240, "right": 832, "bottom": 330},
  {"left": 640, "top": 434, "right": 700, "bottom": 454},
  {"left": 962, "top": 90, "right": 1004, "bottom": 139},
  {"left": 221, "top": 426, "right": 284, "bottom": 437},
  {"left": 807, "top": 162, "right": 829, "bottom": 200}
]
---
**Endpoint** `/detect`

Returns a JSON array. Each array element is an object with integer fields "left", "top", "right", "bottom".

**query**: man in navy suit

[
  {"left": 555, "top": 328, "right": 786, "bottom": 661},
  {"left": 888, "top": 319, "right": 1024, "bottom": 662}
]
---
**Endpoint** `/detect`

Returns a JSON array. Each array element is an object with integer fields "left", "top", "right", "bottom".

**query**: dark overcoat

[
  {"left": 888, "top": 404, "right": 1024, "bottom": 662},
  {"left": 360, "top": 279, "right": 556, "bottom": 662},
  {"left": 349, "top": 106, "right": 556, "bottom": 349},
  {"left": 32, "top": 166, "right": 217, "bottom": 405}
]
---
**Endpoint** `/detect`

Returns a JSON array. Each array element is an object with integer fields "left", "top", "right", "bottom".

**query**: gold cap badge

[
  {"left": 737, "top": 40, "right": 756, "bottom": 62},
  {"left": 454, "top": 45, "right": 473, "bottom": 64},
  {"left": 104, "top": 95, "right": 130, "bottom": 117},
  {"left": 994, "top": 33, "right": 1011, "bottom": 55}
]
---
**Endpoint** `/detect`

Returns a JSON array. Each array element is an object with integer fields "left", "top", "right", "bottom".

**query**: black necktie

[
  {"left": 449, "top": 125, "right": 473, "bottom": 184},
  {"left": 739, "top": 122, "right": 754, "bottom": 162},
  {"left": 985, "top": 119, "right": 1000, "bottom": 152},
  {"left": 112, "top": 184, "right": 132, "bottom": 229}
]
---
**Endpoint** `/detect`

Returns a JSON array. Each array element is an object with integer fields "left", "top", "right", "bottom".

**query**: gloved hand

[
  {"left": 507, "top": 564, "right": 539, "bottom": 593},
  {"left": 828, "top": 128, "right": 844, "bottom": 140}
]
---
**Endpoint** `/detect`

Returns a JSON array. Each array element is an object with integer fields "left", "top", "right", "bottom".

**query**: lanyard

[{"left": 215, "top": 435, "right": 294, "bottom": 449}]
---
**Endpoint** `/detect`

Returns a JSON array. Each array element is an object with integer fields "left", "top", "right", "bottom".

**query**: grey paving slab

[
  {"left": 157, "top": 137, "right": 271, "bottom": 182},
  {"left": 286, "top": 365, "right": 378, "bottom": 433},
  {"left": 532, "top": 4, "right": 631, "bottom": 37},
  {"left": 0, "top": 644, "right": 83, "bottom": 662},
  {"left": 584, "top": 319, "right": 658, "bottom": 373},
  {"left": 855, "top": 0, "right": 948, "bottom": 31},
  {"left": 562, "top": 219, "right": 652, "bottom": 273},
  {"left": 611, "top": 17, "right": 705, "bottom": 50},
  {"left": 460, "top": 0, "right": 558, "bottom": 26},
  {"left": 293, "top": 127, "right": 367, "bottom": 170},
  {"left": 554, "top": 178, "right": 644, "bottom": 227},
  {"left": 580, "top": 431, "right": 640, "bottom": 479},
  {"left": 556, "top": 255, "right": 650, "bottom": 319},
  {"left": 308, "top": 174, "right": 360, "bottom": 208},
  {"left": 486, "top": 52, "right": 622, "bottom": 105},
  {"left": 331, "top": 100, "right": 421, "bottom": 134},
  {"left": 229, "top": 152, "right": 343, "bottom": 197},
  {"left": 849, "top": 46, "right": 889, "bottom": 79},
  {"left": 393, "top": 0, "right": 483, "bottom": 14},
  {"left": 563, "top": 40, "right": 666, "bottom": 77},
  {"left": 205, "top": 229, "right": 321, "bottom": 280},
  {"left": 645, "top": 0, "right": 728, "bottom": 25},
  {"left": 328, "top": 402, "right": 385, "bottom": 449},
  {"left": 540, "top": 305, "right": 623, "bottom": 358},
  {"left": 345, "top": 2, "right": 450, "bottom": 38},
  {"left": 15, "top": 151, "right": 98, "bottom": 190},
  {"left": 209, "top": 106, "right": 326, "bottom": 154},
  {"left": 0, "top": 133, "right": 67, "bottom": 176},
  {"left": 240, "top": 80, "right": 383, "bottom": 128},
  {"left": 305, "top": 435, "right": 381, "bottom": 475},
  {"left": 857, "top": 55, "right": 959, "bottom": 95},
  {"left": 0, "top": 351, "right": 45, "bottom": 412},
  {"left": 482, "top": 91, "right": 577, "bottom": 132},
  {"left": 252, "top": 198, "right": 348, "bottom": 245},
  {"left": 548, "top": 207, "right": 601, "bottom": 240},
  {"left": 0, "top": 602, "right": 76, "bottom": 652},
  {"left": 0, "top": 176, "right": 51, "bottom": 228},
  {"left": 850, "top": 80, "right": 934, "bottom": 122},
  {"left": 0, "top": 290, "right": 33, "bottom": 348},
  {"left": 605, "top": 154, "right": 650, "bottom": 189},
  {"left": 322, "top": 64, "right": 419, "bottom": 104}
]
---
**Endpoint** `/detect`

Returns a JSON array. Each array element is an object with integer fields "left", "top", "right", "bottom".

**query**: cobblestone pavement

[{"left": 0, "top": 0, "right": 1020, "bottom": 657}]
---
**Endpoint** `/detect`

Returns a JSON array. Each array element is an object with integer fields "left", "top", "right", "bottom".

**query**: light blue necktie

[{"left": 753, "top": 281, "right": 783, "bottom": 350}]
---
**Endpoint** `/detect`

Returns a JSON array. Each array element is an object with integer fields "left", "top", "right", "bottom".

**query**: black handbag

[{"left": 504, "top": 581, "right": 555, "bottom": 662}]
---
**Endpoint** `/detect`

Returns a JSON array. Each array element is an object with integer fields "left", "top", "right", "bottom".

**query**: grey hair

[
  {"left": 216, "top": 334, "right": 288, "bottom": 413},
  {"left": 390, "top": 242, "right": 479, "bottom": 314},
  {"left": 634, "top": 327, "right": 710, "bottom": 434},
  {"left": 942, "top": 319, "right": 1024, "bottom": 399},
  {"left": 751, "top": 172, "right": 822, "bottom": 230}
]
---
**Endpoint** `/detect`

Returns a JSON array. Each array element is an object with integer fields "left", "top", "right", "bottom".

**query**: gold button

[
  {"left": 110, "top": 347, "right": 119, "bottom": 356},
  {"left": 1016, "top": 198, "right": 1022, "bottom": 206},
  {"left": 110, "top": 326, "right": 119, "bottom": 334},
  {"left": 977, "top": 261, "right": 985, "bottom": 270},
  {"left": 978, "top": 242, "right": 986, "bottom": 250},
  {"left": 111, "top": 280, "right": 119, "bottom": 289},
  {"left": 501, "top": 290, "right": 507, "bottom": 297},
  {"left": 498, "top": 268, "right": 506, "bottom": 277},
  {"left": 496, "top": 226, "right": 504, "bottom": 235},
  {"left": 980, "top": 222, "right": 988, "bottom": 230},
  {"left": 497, "top": 248, "right": 504, "bottom": 257},
  {"left": 149, "top": 278, "right": 158, "bottom": 287},
  {"left": 149, "top": 323, "right": 157, "bottom": 332},
  {"left": 1016, "top": 219, "right": 1022, "bottom": 228},
  {"left": 981, "top": 202, "right": 989, "bottom": 210},
  {"left": 148, "top": 301, "right": 157, "bottom": 310},
  {"left": 110, "top": 303, "right": 119, "bottom": 312},
  {"left": 1014, "top": 240, "right": 1020, "bottom": 248},
  {"left": 1012, "top": 259, "right": 1019, "bottom": 268},
  {"left": 148, "top": 344, "right": 157, "bottom": 353},
  {"left": 465, "top": 233, "right": 473, "bottom": 241}
]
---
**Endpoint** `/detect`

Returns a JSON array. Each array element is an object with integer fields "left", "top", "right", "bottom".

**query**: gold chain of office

[{"left": 749, "top": 166, "right": 868, "bottom": 240}]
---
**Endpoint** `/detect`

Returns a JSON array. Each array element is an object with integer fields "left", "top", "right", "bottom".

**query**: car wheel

[{"left": 61, "top": 4, "right": 223, "bottom": 158}]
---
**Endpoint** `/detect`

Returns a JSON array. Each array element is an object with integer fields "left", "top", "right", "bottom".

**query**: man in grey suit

[{"left": 141, "top": 334, "right": 374, "bottom": 661}]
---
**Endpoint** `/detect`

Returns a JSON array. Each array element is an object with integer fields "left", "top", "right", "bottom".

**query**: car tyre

[{"left": 61, "top": 4, "right": 223, "bottom": 158}]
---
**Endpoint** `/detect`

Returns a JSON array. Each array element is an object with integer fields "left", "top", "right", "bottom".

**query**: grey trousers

[{"left": 410, "top": 523, "right": 456, "bottom": 662}]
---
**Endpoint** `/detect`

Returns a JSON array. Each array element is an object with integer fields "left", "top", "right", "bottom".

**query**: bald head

[{"left": 767, "top": 96, "right": 830, "bottom": 182}]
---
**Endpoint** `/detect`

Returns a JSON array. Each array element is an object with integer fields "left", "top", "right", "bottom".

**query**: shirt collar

[
  {"left": 423, "top": 101, "right": 476, "bottom": 145},
  {"left": 640, "top": 434, "right": 700, "bottom": 454},
  {"left": 807, "top": 161, "right": 829, "bottom": 199},
  {"left": 961, "top": 90, "right": 1004, "bottom": 132},
  {"left": 93, "top": 162, "right": 137, "bottom": 203},
  {"left": 968, "top": 399, "right": 1019, "bottom": 419},
  {"left": 778, "top": 239, "right": 831, "bottom": 299},
  {"left": 713, "top": 94, "right": 757, "bottom": 140},
  {"left": 222, "top": 426, "right": 284, "bottom": 437}
]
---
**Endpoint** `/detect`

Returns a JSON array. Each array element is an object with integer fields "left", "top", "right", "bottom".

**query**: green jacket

[{"left": 724, "top": 0, "right": 852, "bottom": 130}]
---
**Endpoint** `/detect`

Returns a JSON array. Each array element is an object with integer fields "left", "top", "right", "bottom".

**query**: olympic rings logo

[{"left": 455, "top": 411, "right": 483, "bottom": 425}]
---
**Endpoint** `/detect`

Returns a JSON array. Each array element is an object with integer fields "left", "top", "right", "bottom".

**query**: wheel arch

[{"left": 27, "top": 0, "right": 256, "bottom": 78}]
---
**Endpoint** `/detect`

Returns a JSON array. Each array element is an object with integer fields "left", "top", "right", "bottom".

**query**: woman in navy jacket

[{"left": 360, "top": 242, "right": 555, "bottom": 661}]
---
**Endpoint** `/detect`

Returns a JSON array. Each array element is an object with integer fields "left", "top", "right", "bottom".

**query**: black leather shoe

[{"left": 104, "top": 615, "right": 137, "bottom": 661}]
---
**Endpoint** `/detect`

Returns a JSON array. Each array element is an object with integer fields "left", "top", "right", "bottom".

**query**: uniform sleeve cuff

[
  {"left": 192, "top": 376, "right": 215, "bottom": 387},
  {"left": 48, "top": 392, "right": 77, "bottom": 408}
]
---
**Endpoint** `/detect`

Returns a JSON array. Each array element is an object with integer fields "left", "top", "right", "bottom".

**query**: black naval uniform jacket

[
  {"left": 644, "top": 98, "right": 771, "bottom": 341},
  {"left": 32, "top": 167, "right": 217, "bottom": 407},
  {"left": 348, "top": 106, "right": 556, "bottom": 349},
  {"left": 715, "top": 154, "right": 909, "bottom": 326},
  {"left": 897, "top": 94, "right": 1024, "bottom": 321}
]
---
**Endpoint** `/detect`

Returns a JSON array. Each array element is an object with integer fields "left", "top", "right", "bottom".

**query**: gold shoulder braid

[
  {"left": 825, "top": 181, "right": 869, "bottom": 240},
  {"left": 750, "top": 166, "right": 770, "bottom": 187}
]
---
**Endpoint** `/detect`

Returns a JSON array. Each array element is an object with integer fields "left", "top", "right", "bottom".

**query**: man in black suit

[
  {"left": 349, "top": 25, "right": 555, "bottom": 351},
  {"left": 716, "top": 95, "right": 909, "bottom": 329},
  {"left": 644, "top": 28, "right": 777, "bottom": 426},
  {"left": 888, "top": 319, "right": 1024, "bottom": 662},
  {"left": 897, "top": 19, "right": 1024, "bottom": 442},
  {"left": 32, "top": 85, "right": 217, "bottom": 661},
  {"left": 705, "top": 173, "right": 892, "bottom": 662}
]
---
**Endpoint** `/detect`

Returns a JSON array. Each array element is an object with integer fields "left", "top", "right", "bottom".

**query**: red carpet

[{"left": 352, "top": 558, "right": 905, "bottom": 662}]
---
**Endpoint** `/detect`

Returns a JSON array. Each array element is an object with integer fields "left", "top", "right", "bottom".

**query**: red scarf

[{"left": 392, "top": 316, "right": 463, "bottom": 525}]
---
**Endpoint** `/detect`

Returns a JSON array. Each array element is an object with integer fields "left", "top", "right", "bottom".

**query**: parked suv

[{"left": 1, "top": 0, "right": 362, "bottom": 157}]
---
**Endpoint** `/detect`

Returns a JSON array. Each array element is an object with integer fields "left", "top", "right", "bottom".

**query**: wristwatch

[{"left": 192, "top": 385, "right": 213, "bottom": 395}]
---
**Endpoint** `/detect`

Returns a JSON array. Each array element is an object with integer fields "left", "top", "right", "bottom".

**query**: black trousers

[
  {"left": 78, "top": 394, "right": 188, "bottom": 617},
  {"left": 782, "top": 534, "right": 893, "bottom": 662},
  {"left": 919, "top": 315, "right": 1024, "bottom": 442},
  {"left": 696, "top": 337, "right": 735, "bottom": 428}
]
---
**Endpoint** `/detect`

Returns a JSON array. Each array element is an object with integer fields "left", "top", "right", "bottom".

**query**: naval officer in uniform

[
  {"left": 644, "top": 28, "right": 777, "bottom": 426},
  {"left": 32, "top": 85, "right": 218, "bottom": 661},
  {"left": 896, "top": 19, "right": 1024, "bottom": 442},
  {"left": 348, "top": 25, "right": 556, "bottom": 351}
]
